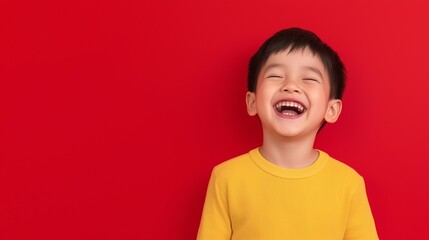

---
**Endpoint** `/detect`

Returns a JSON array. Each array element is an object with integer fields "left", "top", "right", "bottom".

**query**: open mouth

[{"left": 274, "top": 100, "right": 306, "bottom": 116}]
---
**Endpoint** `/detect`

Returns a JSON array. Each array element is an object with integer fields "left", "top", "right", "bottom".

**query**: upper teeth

[{"left": 275, "top": 101, "right": 305, "bottom": 112}]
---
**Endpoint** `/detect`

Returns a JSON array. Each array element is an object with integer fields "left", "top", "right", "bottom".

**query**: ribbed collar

[{"left": 249, "top": 148, "right": 329, "bottom": 179}]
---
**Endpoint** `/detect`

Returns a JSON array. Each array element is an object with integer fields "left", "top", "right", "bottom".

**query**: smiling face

[{"left": 246, "top": 47, "right": 342, "bottom": 140}]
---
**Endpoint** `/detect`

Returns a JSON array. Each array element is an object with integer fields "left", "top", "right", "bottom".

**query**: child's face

[{"left": 246, "top": 47, "right": 342, "bottom": 139}]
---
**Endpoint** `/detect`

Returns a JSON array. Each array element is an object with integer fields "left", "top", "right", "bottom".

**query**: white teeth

[
  {"left": 274, "top": 101, "right": 305, "bottom": 115},
  {"left": 274, "top": 101, "right": 305, "bottom": 111}
]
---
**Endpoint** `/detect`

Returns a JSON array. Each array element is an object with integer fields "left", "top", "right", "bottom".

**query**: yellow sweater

[{"left": 197, "top": 148, "right": 378, "bottom": 240}]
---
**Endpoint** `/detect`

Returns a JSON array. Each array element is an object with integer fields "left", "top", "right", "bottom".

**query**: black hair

[{"left": 248, "top": 27, "right": 346, "bottom": 100}]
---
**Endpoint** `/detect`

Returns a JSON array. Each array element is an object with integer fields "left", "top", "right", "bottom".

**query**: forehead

[{"left": 263, "top": 47, "right": 326, "bottom": 74}]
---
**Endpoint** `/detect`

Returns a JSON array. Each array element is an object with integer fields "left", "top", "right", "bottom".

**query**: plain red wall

[{"left": 1, "top": 0, "right": 428, "bottom": 239}]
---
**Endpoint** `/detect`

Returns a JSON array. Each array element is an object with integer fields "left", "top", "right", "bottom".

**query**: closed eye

[
  {"left": 303, "top": 78, "right": 320, "bottom": 83},
  {"left": 267, "top": 75, "right": 283, "bottom": 79}
]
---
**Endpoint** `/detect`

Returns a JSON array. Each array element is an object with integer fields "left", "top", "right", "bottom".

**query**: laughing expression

[{"left": 246, "top": 47, "right": 340, "bottom": 140}]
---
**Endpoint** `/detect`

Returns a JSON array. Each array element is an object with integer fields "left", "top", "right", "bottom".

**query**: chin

[{"left": 275, "top": 129, "right": 304, "bottom": 138}]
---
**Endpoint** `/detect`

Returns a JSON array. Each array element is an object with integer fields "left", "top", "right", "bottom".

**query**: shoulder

[
  {"left": 318, "top": 151, "right": 368, "bottom": 198},
  {"left": 213, "top": 151, "right": 252, "bottom": 174},
  {"left": 210, "top": 150, "right": 256, "bottom": 182},
  {"left": 321, "top": 151, "right": 364, "bottom": 183}
]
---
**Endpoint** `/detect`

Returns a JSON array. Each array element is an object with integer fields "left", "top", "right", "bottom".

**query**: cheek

[
  {"left": 323, "top": 82, "right": 331, "bottom": 98},
  {"left": 257, "top": 81, "right": 277, "bottom": 95},
  {"left": 255, "top": 87, "right": 274, "bottom": 110},
  {"left": 308, "top": 89, "right": 330, "bottom": 110},
  {"left": 313, "top": 83, "right": 330, "bottom": 100}
]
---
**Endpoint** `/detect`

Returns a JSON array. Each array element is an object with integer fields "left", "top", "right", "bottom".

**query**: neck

[{"left": 259, "top": 132, "right": 318, "bottom": 169}]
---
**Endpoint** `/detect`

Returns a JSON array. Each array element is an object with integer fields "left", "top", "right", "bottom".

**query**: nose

[{"left": 281, "top": 79, "right": 301, "bottom": 93}]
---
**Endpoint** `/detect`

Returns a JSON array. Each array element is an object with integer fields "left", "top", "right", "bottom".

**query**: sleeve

[
  {"left": 344, "top": 176, "right": 379, "bottom": 240},
  {"left": 197, "top": 168, "right": 232, "bottom": 240}
]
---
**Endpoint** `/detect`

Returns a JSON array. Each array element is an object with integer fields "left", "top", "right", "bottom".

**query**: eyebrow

[
  {"left": 264, "top": 63, "right": 285, "bottom": 71},
  {"left": 264, "top": 64, "right": 324, "bottom": 79},
  {"left": 303, "top": 66, "right": 324, "bottom": 80}
]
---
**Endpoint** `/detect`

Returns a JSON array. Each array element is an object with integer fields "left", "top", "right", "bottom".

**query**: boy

[{"left": 197, "top": 28, "right": 378, "bottom": 239}]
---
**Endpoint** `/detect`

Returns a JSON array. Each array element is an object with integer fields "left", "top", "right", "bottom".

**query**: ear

[
  {"left": 246, "top": 91, "right": 257, "bottom": 116},
  {"left": 324, "top": 99, "right": 342, "bottom": 123}
]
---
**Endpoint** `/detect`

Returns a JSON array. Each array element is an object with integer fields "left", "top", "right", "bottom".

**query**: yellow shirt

[{"left": 197, "top": 148, "right": 378, "bottom": 240}]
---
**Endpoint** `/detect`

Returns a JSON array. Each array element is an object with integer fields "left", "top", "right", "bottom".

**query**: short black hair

[{"left": 248, "top": 27, "right": 346, "bottom": 100}]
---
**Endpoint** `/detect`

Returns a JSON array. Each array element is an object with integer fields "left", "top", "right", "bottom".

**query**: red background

[{"left": 1, "top": 0, "right": 428, "bottom": 239}]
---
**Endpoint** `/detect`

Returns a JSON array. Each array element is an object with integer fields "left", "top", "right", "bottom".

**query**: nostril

[
  {"left": 281, "top": 87, "right": 300, "bottom": 93},
  {"left": 281, "top": 82, "right": 300, "bottom": 92}
]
